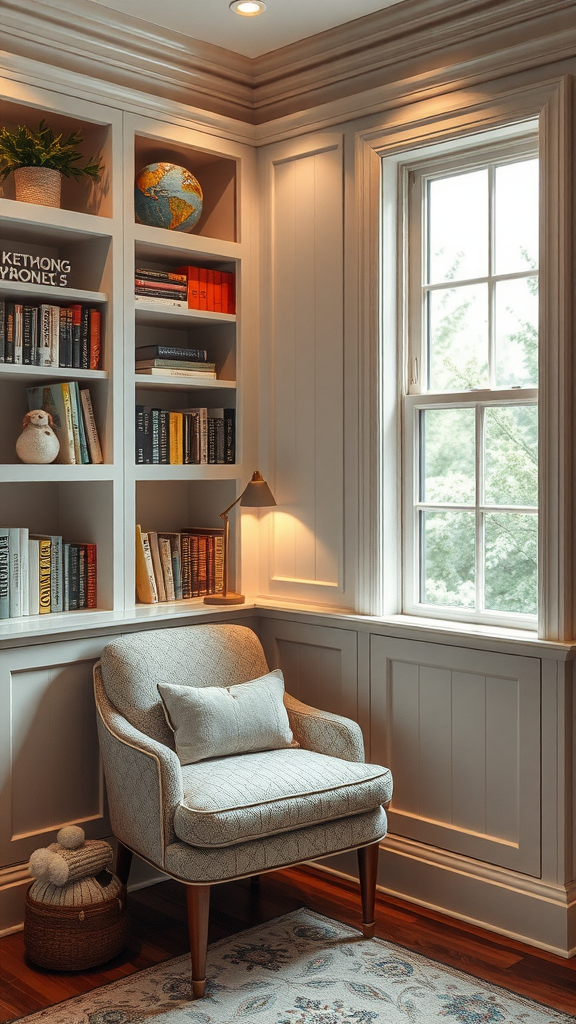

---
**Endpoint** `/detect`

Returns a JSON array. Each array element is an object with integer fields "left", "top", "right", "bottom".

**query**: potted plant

[{"left": 0, "top": 120, "right": 103, "bottom": 208}]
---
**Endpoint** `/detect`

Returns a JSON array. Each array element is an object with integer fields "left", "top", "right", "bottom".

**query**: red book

[
  {"left": 213, "top": 271, "right": 222, "bottom": 313},
  {"left": 86, "top": 543, "right": 97, "bottom": 608},
  {"left": 198, "top": 267, "right": 207, "bottom": 311},
  {"left": 175, "top": 265, "right": 200, "bottom": 309},
  {"left": 206, "top": 270, "right": 215, "bottom": 311},
  {"left": 89, "top": 308, "right": 101, "bottom": 370},
  {"left": 134, "top": 278, "right": 187, "bottom": 293}
]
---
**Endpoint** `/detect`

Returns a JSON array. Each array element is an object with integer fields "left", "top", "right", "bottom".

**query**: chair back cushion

[{"left": 99, "top": 624, "right": 269, "bottom": 746}]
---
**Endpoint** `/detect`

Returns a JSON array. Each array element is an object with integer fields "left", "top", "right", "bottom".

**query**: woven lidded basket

[{"left": 24, "top": 882, "right": 128, "bottom": 970}]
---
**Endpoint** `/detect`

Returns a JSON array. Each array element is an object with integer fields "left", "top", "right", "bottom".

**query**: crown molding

[{"left": 1, "top": 0, "right": 575, "bottom": 129}]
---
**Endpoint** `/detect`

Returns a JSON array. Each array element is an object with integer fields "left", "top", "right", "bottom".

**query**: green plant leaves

[{"left": 0, "top": 120, "right": 102, "bottom": 181}]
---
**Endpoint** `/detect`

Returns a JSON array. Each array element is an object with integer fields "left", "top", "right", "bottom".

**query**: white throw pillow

[{"left": 157, "top": 668, "right": 296, "bottom": 765}]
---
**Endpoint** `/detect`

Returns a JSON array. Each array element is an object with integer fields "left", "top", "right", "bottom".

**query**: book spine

[
  {"left": 0, "top": 530, "right": 9, "bottom": 618},
  {"left": 86, "top": 543, "right": 97, "bottom": 608},
  {"left": 213, "top": 270, "right": 222, "bottom": 313},
  {"left": 151, "top": 409, "right": 160, "bottom": 464},
  {"left": 224, "top": 408, "right": 236, "bottom": 464},
  {"left": 180, "top": 533, "right": 192, "bottom": 600},
  {"left": 169, "top": 412, "right": 184, "bottom": 465},
  {"left": 38, "top": 305, "right": 51, "bottom": 365},
  {"left": 63, "top": 542, "right": 70, "bottom": 611},
  {"left": 136, "top": 346, "right": 208, "bottom": 361},
  {"left": 89, "top": 308, "right": 101, "bottom": 370},
  {"left": 13, "top": 304, "right": 23, "bottom": 364},
  {"left": 159, "top": 410, "right": 170, "bottom": 465},
  {"left": 135, "top": 278, "right": 188, "bottom": 293},
  {"left": 59, "top": 306, "right": 69, "bottom": 367},
  {"left": 206, "top": 270, "right": 215, "bottom": 311},
  {"left": 71, "top": 303, "right": 82, "bottom": 368},
  {"left": 22, "top": 306, "right": 34, "bottom": 364},
  {"left": 20, "top": 527, "right": 29, "bottom": 616},
  {"left": 134, "top": 296, "right": 188, "bottom": 307},
  {"left": 135, "top": 404, "right": 145, "bottom": 464},
  {"left": 0, "top": 300, "right": 5, "bottom": 362},
  {"left": 28, "top": 538, "right": 40, "bottom": 616},
  {"left": 80, "top": 389, "right": 104, "bottom": 464},
  {"left": 147, "top": 532, "right": 166, "bottom": 602},
  {"left": 159, "top": 537, "right": 175, "bottom": 601},
  {"left": 50, "top": 535, "right": 63, "bottom": 613},
  {"left": 8, "top": 528, "right": 21, "bottom": 617},
  {"left": 81, "top": 305, "right": 90, "bottom": 369},
  {"left": 171, "top": 540, "right": 183, "bottom": 601},
  {"left": 61, "top": 382, "right": 80, "bottom": 464},
  {"left": 188, "top": 266, "right": 200, "bottom": 309},
  {"left": 69, "top": 545, "right": 80, "bottom": 610},
  {"left": 135, "top": 287, "right": 187, "bottom": 299},
  {"left": 38, "top": 539, "right": 51, "bottom": 613},
  {"left": 5, "top": 303, "right": 14, "bottom": 363},
  {"left": 134, "top": 268, "right": 187, "bottom": 283},
  {"left": 198, "top": 267, "right": 207, "bottom": 311},
  {"left": 30, "top": 307, "right": 39, "bottom": 366},
  {"left": 135, "top": 526, "right": 158, "bottom": 604},
  {"left": 135, "top": 367, "right": 216, "bottom": 378},
  {"left": 78, "top": 544, "right": 86, "bottom": 608},
  {"left": 208, "top": 417, "right": 217, "bottom": 464},
  {"left": 70, "top": 381, "right": 90, "bottom": 464},
  {"left": 197, "top": 535, "right": 208, "bottom": 596}
]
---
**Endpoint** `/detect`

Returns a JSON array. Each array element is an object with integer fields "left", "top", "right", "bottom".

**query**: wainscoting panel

[
  {"left": 0, "top": 637, "right": 112, "bottom": 869},
  {"left": 369, "top": 635, "right": 541, "bottom": 874},
  {"left": 258, "top": 617, "right": 358, "bottom": 724}
]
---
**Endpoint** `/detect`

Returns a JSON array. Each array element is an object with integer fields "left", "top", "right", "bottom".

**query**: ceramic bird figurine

[{"left": 16, "top": 409, "right": 60, "bottom": 464}]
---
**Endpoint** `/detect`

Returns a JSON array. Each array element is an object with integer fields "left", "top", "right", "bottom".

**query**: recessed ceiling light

[{"left": 229, "top": 0, "right": 267, "bottom": 15}]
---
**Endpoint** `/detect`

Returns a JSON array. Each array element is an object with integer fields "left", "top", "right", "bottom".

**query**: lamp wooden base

[{"left": 203, "top": 592, "right": 245, "bottom": 605}]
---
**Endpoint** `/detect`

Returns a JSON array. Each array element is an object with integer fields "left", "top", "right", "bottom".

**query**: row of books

[
  {"left": 135, "top": 268, "right": 187, "bottom": 307},
  {"left": 0, "top": 528, "right": 97, "bottom": 617},
  {"left": 136, "top": 525, "right": 224, "bottom": 604},
  {"left": 27, "top": 382, "right": 103, "bottom": 464},
  {"left": 0, "top": 301, "right": 102, "bottom": 368},
  {"left": 135, "top": 343, "right": 217, "bottom": 380},
  {"left": 134, "top": 266, "right": 236, "bottom": 314},
  {"left": 135, "top": 406, "right": 235, "bottom": 465}
]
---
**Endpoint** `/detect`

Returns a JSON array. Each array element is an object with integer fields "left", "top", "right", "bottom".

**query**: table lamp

[{"left": 204, "top": 470, "right": 276, "bottom": 605}]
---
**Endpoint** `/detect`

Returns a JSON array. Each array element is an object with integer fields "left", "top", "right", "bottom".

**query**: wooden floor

[{"left": 1, "top": 866, "right": 575, "bottom": 1021}]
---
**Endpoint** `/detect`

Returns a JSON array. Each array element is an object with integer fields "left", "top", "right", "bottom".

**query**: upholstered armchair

[{"left": 93, "top": 623, "right": 393, "bottom": 998}]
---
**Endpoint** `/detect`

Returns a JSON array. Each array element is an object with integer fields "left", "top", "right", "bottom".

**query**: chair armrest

[
  {"left": 284, "top": 692, "right": 365, "bottom": 762},
  {"left": 94, "top": 664, "right": 183, "bottom": 868}
]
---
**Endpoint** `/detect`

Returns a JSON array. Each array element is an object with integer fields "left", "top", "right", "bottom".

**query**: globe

[{"left": 134, "top": 162, "right": 203, "bottom": 232}]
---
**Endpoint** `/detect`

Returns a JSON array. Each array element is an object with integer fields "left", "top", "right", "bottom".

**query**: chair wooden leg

[
  {"left": 357, "top": 841, "right": 380, "bottom": 938},
  {"left": 186, "top": 884, "right": 211, "bottom": 999},
  {"left": 115, "top": 841, "right": 133, "bottom": 885}
]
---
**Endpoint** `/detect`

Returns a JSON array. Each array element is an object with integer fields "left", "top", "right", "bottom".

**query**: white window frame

[
  {"left": 403, "top": 137, "right": 539, "bottom": 629},
  {"left": 355, "top": 78, "right": 571, "bottom": 640}
]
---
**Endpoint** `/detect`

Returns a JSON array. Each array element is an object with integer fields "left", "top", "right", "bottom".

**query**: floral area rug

[{"left": 20, "top": 908, "right": 574, "bottom": 1024}]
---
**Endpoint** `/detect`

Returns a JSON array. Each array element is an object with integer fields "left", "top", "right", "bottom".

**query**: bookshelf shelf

[
  {"left": 134, "top": 304, "right": 236, "bottom": 327},
  {"left": 0, "top": 281, "right": 107, "bottom": 305},
  {"left": 134, "top": 226, "right": 240, "bottom": 262},
  {"left": 134, "top": 464, "right": 239, "bottom": 481},
  {"left": 0, "top": 200, "right": 114, "bottom": 239},
  {"left": 133, "top": 374, "right": 235, "bottom": 390},
  {"left": 0, "top": 365, "right": 108, "bottom": 382},
  {"left": 2, "top": 465, "right": 114, "bottom": 482}
]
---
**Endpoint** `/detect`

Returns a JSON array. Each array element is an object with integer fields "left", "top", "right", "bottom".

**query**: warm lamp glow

[{"left": 229, "top": 0, "right": 266, "bottom": 15}]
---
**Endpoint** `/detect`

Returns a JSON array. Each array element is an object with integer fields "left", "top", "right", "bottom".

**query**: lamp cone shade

[
  {"left": 240, "top": 470, "right": 277, "bottom": 508},
  {"left": 204, "top": 471, "right": 276, "bottom": 605}
]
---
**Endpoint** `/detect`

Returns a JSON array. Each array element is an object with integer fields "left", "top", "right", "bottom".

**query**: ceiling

[{"left": 87, "top": 0, "right": 406, "bottom": 58}]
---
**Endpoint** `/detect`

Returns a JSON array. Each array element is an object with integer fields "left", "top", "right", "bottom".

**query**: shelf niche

[
  {"left": 0, "top": 99, "right": 112, "bottom": 218},
  {"left": 134, "top": 135, "right": 237, "bottom": 243}
]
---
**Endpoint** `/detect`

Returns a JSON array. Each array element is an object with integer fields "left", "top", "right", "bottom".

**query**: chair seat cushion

[{"left": 174, "top": 747, "right": 393, "bottom": 848}]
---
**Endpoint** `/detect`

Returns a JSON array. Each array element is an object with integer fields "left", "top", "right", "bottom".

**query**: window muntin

[{"left": 404, "top": 142, "right": 539, "bottom": 626}]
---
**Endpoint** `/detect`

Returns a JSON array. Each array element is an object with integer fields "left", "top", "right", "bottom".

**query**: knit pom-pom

[
  {"left": 57, "top": 825, "right": 85, "bottom": 850},
  {"left": 29, "top": 848, "right": 53, "bottom": 881}
]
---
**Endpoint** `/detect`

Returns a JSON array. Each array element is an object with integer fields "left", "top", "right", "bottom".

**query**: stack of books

[
  {"left": 0, "top": 300, "right": 101, "bottom": 368},
  {"left": 26, "top": 382, "right": 104, "bottom": 465},
  {"left": 135, "top": 344, "right": 216, "bottom": 379},
  {"left": 0, "top": 528, "right": 97, "bottom": 617},
  {"left": 136, "top": 525, "right": 224, "bottom": 603},
  {"left": 135, "top": 405, "right": 234, "bottom": 465},
  {"left": 134, "top": 268, "right": 188, "bottom": 307},
  {"left": 176, "top": 265, "right": 236, "bottom": 314}
]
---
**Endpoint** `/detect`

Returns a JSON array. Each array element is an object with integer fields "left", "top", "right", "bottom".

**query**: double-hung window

[{"left": 403, "top": 137, "right": 539, "bottom": 627}]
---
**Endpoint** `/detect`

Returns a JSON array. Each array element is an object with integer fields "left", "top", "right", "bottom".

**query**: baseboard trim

[{"left": 314, "top": 835, "right": 576, "bottom": 958}]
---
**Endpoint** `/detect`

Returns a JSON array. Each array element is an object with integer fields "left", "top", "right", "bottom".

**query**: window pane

[
  {"left": 495, "top": 277, "right": 538, "bottom": 388},
  {"left": 428, "top": 284, "right": 488, "bottom": 391},
  {"left": 421, "top": 511, "right": 475, "bottom": 608},
  {"left": 484, "top": 513, "right": 537, "bottom": 615},
  {"left": 494, "top": 159, "right": 539, "bottom": 276},
  {"left": 422, "top": 408, "right": 475, "bottom": 503},
  {"left": 484, "top": 406, "right": 538, "bottom": 507},
  {"left": 428, "top": 170, "right": 488, "bottom": 284}
]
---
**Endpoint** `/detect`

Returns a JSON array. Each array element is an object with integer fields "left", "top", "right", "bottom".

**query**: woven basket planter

[
  {"left": 24, "top": 884, "right": 128, "bottom": 970},
  {"left": 13, "top": 166, "right": 62, "bottom": 207}
]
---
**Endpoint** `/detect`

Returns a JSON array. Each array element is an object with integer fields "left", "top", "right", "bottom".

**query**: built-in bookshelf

[{"left": 0, "top": 88, "right": 256, "bottom": 631}]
